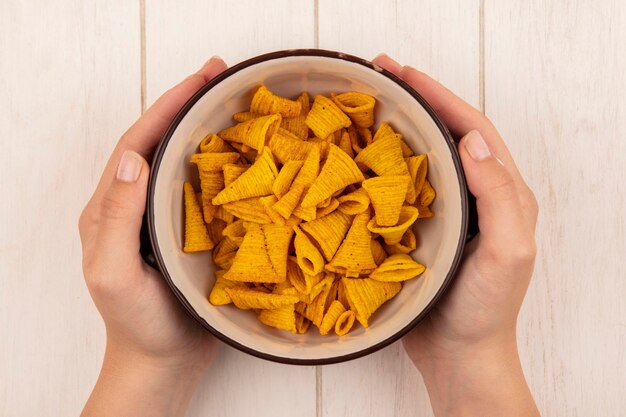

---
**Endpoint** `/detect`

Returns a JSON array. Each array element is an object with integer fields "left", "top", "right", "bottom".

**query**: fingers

[
  {"left": 93, "top": 151, "right": 150, "bottom": 267},
  {"left": 81, "top": 57, "right": 227, "bottom": 238},
  {"left": 124, "top": 56, "right": 228, "bottom": 158},
  {"left": 372, "top": 53, "right": 402, "bottom": 77},
  {"left": 372, "top": 53, "right": 538, "bottom": 228},
  {"left": 459, "top": 131, "right": 535, "bottom": 265}
]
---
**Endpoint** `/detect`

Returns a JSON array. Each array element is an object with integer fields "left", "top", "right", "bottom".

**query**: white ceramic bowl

[{"left": 144, "top": 49, "right": 472, "bottom": 365}]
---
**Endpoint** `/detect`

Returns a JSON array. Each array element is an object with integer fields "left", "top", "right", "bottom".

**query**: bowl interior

[{"left": 151, "top": 55, "right": 464, "bottom": 362}]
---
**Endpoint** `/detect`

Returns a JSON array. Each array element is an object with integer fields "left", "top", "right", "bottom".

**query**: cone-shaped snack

[
  {"left": 362, "top": 175, "right": 410, "bottom": 226},
  {"left": 369, "top": 254, "right": 426, "bottom": 282},
  {"left": 268, "top": 128, "right": 314, "bottom": 164},
  {"left": 370, "top": 239, "right": 388, "bottom": 265},
  {"left": 281, "top": 116, "right": 308, "bottom": 139},
  {"left": 232, "top": 111, "right": 261, "bottom": 123},
  {"left": 337, "top": 129, "right": 354, "bottom": 158},
  {"left": 206, "top": 218, "right": 227, "bottom": 245},
  {"left": 373, "top": 122, "right": 413, "bottom": 158},
  {"left": 223, "top": 197, "right": 272, "bottom": 224},
  {"left": 315, "top": 198, "right": 339, "bottom": 219},
  {"left": 293, "top": 203, "right": 317, "bottom": 222},
  {"left": 300, "top": 211, "right": 353, "bottom": 261},
  {"left": 190, "top": 152, "right": 240, "bottom": 221},
  {"left": 198, "top": 171, "right": 223, "bottom": 223},
  {"left": 258, "top": 305, "right": 297, "bottom": 333},
  {"left": 293, "top": 225, "right": 325, "bottom": 276},
  {"left": 263, "top": 223, "right": 294, "bottom": 280},
  {"left": 417, "top": 205, "right": 434, "bottom": 219},
  {"left": 295, "top": 312, "right": 311, "bottom": 334},
  {"left": 327, "top": 212, "right": 378, "bottom": 277},
  {"left": 293, "top": 145, "right": 320, "bottom": 187},
  {"left": 279, "top": 91, "right": 310, "bottom": 139},
  {"left": 385, "top": 228, "right": 419, "bottom": 255},
  {"left": 301, "top": 144, "right": 365, "bottom": 208},
  {"left": 372, "top": 121, "right": 395, "bottom": 141},
  {"left": 218, "top": 114, "right": 281, "bottom": 151},
  {"left": 213, "top": 205, "right": 235, "bottom": 224},
  {"left": 334, "top": 310, "right": 356, "bottom": 336},
  {"left": 250, "top": 85, "right": 302, "bottom": 117},
  {"left": 384, "top": 229, "right": 417, "bottom": 255},
  {"left": 199, "top": 134, "right": 236, "bottom": 153},
  {"left": 273, "top": 183, "right": 305, "bottom": 220},
  {"left": 222, "top": 164, "right": 249, "bottom": 187},
  {"left": 354, "top": 132, "right": 403, "bottom": 175},
  {"left": 418, "top": 179, "right": 436, "bottom": 207},
  {"left": 212, "top": 148, "right": 278, "bottom": 205},
  {"left": 209, "top": 270, "right": 247, "bottom": 306},
  {"left": 272, "top": 160, "right": 304, "bottom": 198},
  {"left": 319, "top": 300, "right": 347, "bottom": 335},
  {"left": 183, "top": 182, "right": 214, "bottom": 252},
  {"left": 259, "top": 195, "right": 285, "bottom": 225},
  {"left": 221, "top": 219, "right": 246, "bottom": 245},
  {"left": 190, "top": 152, "right": 240, "bottom": 172},
  {"left": 286, "top": 257, "right": 308, "bottom": 295},
  {"left": 224, "top": 287, "right": 299, "bottom": 310},
  {"left": 341, "top": 277, "right": 401, "bottom": 327},
  {"left": 331, "top": 92, "right": 375, "bottom": 128},
  {"left": 212, "top": 236, "right": 239, "bottom": 270},
  {"left": 337, "top": 279, "right": 349, "bottom": 309},
  {"left": 356, "top": 127, "right": 373, "bottom": 152},
  {"left": 224, "top": 223, "right": 293, "bottom": 283},
  {"left": 305, "top": 95, "right": 352, "bottom": 139},
  {"left": 346, "top": 124, "right": 365, "bottom": 154},
  {"left": 407, "top": 154, "right": 428, "bottom": 198},
  {"left": 302, "top": 275, "right": 337, "bottom": 327},
  {"left": 296, "top": 91, "right": 311, "bottom": 114},
  {"left": 367, "top": 206, "right": 419, "bottom": 245},
  {"left": 337, "top": 187, "right": 370, "bottom": 215},
  {"left": 307, "top": 272, "right": 330, "bottom": 302},
  {"left": 354, "top": 134, "right": 415, "bottom": 202},
  {"left": 273, "top": 146, "right": 320, "bottom": 219}
]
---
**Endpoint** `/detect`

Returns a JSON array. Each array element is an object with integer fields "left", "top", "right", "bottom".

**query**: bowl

[{"left": 143, "top": 49, "right": 473, "bottom": 365}]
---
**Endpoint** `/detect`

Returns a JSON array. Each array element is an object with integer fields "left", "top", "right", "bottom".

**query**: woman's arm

[
  {"left": 374, "top": 54, "right": 540, "bottom": 417},
  {"left": 79, "top": 57, "right": 227, "bottom": 417}
]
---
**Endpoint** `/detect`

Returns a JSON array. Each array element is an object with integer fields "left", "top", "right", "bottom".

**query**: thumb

[
  {"left": 459, "top": 130, "right": 528, "bottom": 256},
  {"left": 96, "top": 150, "right": 150, "bottom": 256}
]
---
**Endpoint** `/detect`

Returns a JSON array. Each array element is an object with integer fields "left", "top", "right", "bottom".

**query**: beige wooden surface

[{"left": 1, "top": 1, "right": 625, "bottom": 416}]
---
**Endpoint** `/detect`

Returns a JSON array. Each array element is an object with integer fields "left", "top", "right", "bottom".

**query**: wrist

[
  {"left": 81, "top": 343, "right": 207, "bottom": 417},
  {"left": 408, "top": 334, "right": 539, "bottom": 416},
  {"left": 412, "top": 331, "right": 519, "bottom": 380}
]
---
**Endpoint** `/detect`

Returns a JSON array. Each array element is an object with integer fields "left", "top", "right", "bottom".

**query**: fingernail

[
  {"left": 116, "top": 150, "right": 143, "bottom": 183},
  {"left": 464, "top": 130, "right": 491, "bottom": 161},
  {"left": 373, "top": 53, "right": 402, "bottom": 72},
  {"left": 400, "top": 65, "right": 417, "bottom": 77},
  {"left": 200, "top": 56, "right": 223, "bottom": 69}
]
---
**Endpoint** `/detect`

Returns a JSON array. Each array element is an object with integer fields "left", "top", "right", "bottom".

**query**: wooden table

[{"left": 2, "top": 1, "right": 625, "bottom": 416}]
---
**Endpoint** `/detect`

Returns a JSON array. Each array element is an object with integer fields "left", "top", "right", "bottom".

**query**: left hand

[{"left": 79, "top": 57, "right": 227, "bottom": 375}]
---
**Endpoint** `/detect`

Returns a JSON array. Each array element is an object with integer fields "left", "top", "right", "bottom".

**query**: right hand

[{"left": 373, "top": 53, "right": 538, "bottom": 365}]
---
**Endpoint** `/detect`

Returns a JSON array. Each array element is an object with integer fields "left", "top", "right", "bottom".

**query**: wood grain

[
  {"left": 485, "top": 1, "right": 626, "bottom": 415},
  {"left": 2, "top": 1, "right": 626, "bottom": 416},
  {"left": 317, "top": 1, "right": 479, "bottom": 416},
  {"left": 144, "top": 2, "right": 317, "bottom": 416},
  {"left": 0, "top": 2, "right": 141, "bottom": 417},
  {"left": 144, "top": 0, "right": 316, "bottom": 106},
  {"left": 318, "top": 0, "right": 481, "bottom": 107}
]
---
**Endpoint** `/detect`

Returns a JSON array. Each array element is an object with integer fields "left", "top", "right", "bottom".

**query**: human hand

[
  {"left": 373, "top": 54, "right": 540, "bottom": 416},
  {"left": 79, "top": 57, "right": 227, "bottom": 417}
]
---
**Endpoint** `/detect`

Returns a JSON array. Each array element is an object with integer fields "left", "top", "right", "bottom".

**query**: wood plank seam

[
  {"left": 140, "top": 0, "right": 147, "bottom": 113},
  {"left": 479, "top": 0, "right": 485, "bottom": 113}
]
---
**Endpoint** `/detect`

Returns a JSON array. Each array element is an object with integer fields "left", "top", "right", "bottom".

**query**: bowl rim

[{"left": 146, "top": 48, "right": 469, "bottom": 365}]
